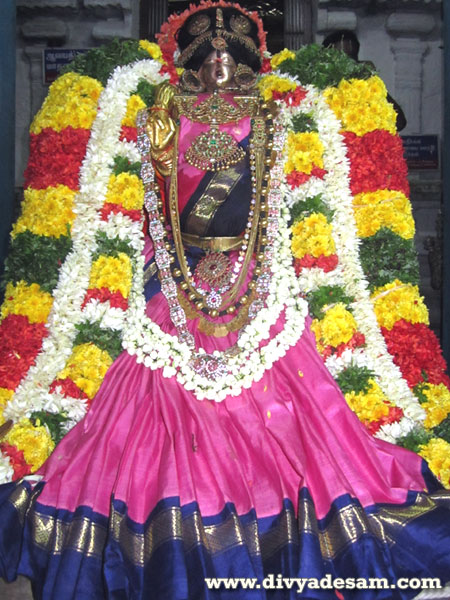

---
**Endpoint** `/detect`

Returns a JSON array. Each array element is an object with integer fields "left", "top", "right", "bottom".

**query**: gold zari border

[{"left": 8, "top": 484, "right": 449, "bottom": 567}]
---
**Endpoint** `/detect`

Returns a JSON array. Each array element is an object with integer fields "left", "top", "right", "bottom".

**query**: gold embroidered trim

[
  {"left": 172, "top": 93, "right": 259, "bottom": 125},
  {"left": 184, "top": 165, "right": 244, "bottom": 236},
  {"left": 8, "top": 483, "right": 450, "bottom": 567}
]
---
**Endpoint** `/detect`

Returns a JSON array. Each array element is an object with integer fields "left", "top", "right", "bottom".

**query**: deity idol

[{"left": 1, "top": 2, "right": 450, "bottom": 599}]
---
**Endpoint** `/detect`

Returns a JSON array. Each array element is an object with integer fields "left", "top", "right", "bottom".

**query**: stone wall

[{"left": 16, "top": 0, "right": 139, "bottom": 186}]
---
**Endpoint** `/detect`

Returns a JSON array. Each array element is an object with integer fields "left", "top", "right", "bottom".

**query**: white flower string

[{"left": 274, "top": 83, "right": 425, "bottom": 437}]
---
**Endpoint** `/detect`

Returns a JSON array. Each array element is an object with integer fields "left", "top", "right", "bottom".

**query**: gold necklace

[{"left": 172, "top": 91, "right": 261, "bottom": 172}]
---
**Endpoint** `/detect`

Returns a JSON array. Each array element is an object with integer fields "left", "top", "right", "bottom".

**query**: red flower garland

[
  {"left": 49, "top": 378, "right": 89, "bottom": 401},
  {"left": 382, "top": 320, "right": 450, "bottom": 388},
  {"left": 366, "top": 406, "right": 404, "bottom": 435},
  {"left": 286, "top": 166, "right": 327, "bottom": 190},
  {"left": 82, "top": 288, "right": 128, "bottom": 310},
  {"left": 272, "top": 86, "right": 307, "bottom": 107},
  {"left": 0, "top": 443, "right": 32, "bottom": 480},
  {"left": 294, "top": 254, "right": 338, "bottom": 274},
  {"left": 321, "top": 332, "right": 366, "bottom": 360},
  {"left": 0, "top": 315, "right": 48, "bottom": 390},
  {"left": 24, "top": 127, "right": 91, "bottom": 190},
  {"left": 343, "top": 131, "right": 409, "bottom": 196},
  {"left": 119, "top": 126, "right": 137, "bottom": 143},
  {"left": 100, "top": 203, "right": 143, "bottom": 223}
]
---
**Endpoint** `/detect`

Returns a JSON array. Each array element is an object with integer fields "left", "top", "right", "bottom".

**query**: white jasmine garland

[
  {"left": 5, "top": 59, "right": 167, "bottom": 424},
  {"left": 270, "top": 82, "right": 425, "bottom": 434}
]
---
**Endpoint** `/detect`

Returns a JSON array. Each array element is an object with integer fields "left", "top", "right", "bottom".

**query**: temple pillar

[{"left": 284, "top": 0, "right": 316, "bottom": 49}]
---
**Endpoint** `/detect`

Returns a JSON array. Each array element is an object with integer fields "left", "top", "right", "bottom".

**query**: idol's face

[{"left": 198, "top": 49, "right": 237, "bottom": 91}]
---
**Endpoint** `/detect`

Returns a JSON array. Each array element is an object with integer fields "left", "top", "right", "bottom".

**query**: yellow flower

[
  {"left": 0, "top": 388, "right": 14, "bottom": 426},
  {"left": 345, "top": 380, "right": 389, "bottom": 423},
  {"left": 311, "top": 303, "right": 358, "bottom": 350},
  {"left": 58, "top": 343, "right": 113, "bottom": 399},
  {"left": 291, "top": 213, "right": 335, "bottom": 259},
  {"left": 12, "top": 185, "right": 76, "bottom": 238},
  {"left": 1, "top": 281, "right": 53, "bottom": 324},
  {"left": 139, "top": 40, "right": 163, "bottom": 62},
  {"left": 324, "top": 76, "right": 397, "bottom": 136},
  {"left": 105, "top": 172, "right": 144, "bottom": 211},
  {"left": 121, "top": 94, "right": 147, "bottom": 128},
  {"left": 419, "top": 438, "right": 450, "bottom": 487},
  {"left": 257, "top": 74, "right": 297, "bottom": 101},
  {"left": 31, "top": 72, "right": 103, "bottom": 134},
  {"left": 89, "top": 253, "right": 133, "bottom": 298},
  {"left": 270, "top": 49, "right": 295, "bottom": 69},
  {"left": 353, "top": 190, "right": 415, "bottom": 239},
  {"left": 421, "top": 384, "right": 450, "bottom": 430},
  {"left": 284, "top": 131, "right": 324, "bottom": 175},
  {"left": 371, "top": 279, "right": 429, "bottom": 330},
  {"left": 6, "top": 418, "right": 55, "bottom": 472}
]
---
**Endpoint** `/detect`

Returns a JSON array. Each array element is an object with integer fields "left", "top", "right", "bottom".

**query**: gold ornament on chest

[{"left": 173, "top": 91, "right": 260, "bottom": 172}]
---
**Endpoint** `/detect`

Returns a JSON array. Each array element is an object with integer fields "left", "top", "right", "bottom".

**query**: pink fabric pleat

[{"left": 37, "top": 293, "right": 427, "bottom": 526}]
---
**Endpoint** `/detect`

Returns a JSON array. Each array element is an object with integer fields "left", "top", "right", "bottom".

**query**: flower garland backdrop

[{"left": 1, "top": 40, "right": 449, "bottom": 485}]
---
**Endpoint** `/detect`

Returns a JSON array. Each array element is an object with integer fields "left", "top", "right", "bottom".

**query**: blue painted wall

[{"left": 0, "top": 1, "right": 16, "bottom": 287}]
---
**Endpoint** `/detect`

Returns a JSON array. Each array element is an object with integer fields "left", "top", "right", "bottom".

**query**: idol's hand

[{"left": 146, "top": 82, "right": 177, "bottom": 176}]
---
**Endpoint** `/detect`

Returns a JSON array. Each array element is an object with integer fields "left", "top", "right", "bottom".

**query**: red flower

[
  {"left": 49, "top": 378, "right": 89, "bottom": 401},
  {"left": 382, "top": 320, "right": 450, "bottom": 388},
  {"left": 286, "top": 167, "right": 327, "bottom": 189},
  {"left": 0, "top": 315, "right": 48, "bottom": 390},
  {"left": 321, "top": 332, "right": 366, "bottom": 360},
  {"left": 272, "top": 86, "right": 307, "bottom": 107},
  {"left": 366, "top": 405, "right": 404, "bottom": 436},
  {"left": 0, "top": 443, "right": 32, "bottom": 480},
  {"left": 100, "top": 203, "right": 143, "bottom": 222},
  {"left": 287, "top": 171, "right": 310, "bottom": 188},
  {"left": 120, "top": 126, "right": 137, "bottom": 143},
  {"left": 311, "top": 166, "right": 327, "bottom": 179},
  {"left": 295, "top": 254, "right": 338, "bottom": 274},
  {"left": 344, "top": 130, "right": 409, "bottom": 196},
  {"left": 260, "top": 57, "right": 272, "bottom": 73},
  {"left": 24, "top": 127, "right": 91, "bottom": 191},
  {"left": 82, "top": 288, "right": 128, "bottom": 310}
]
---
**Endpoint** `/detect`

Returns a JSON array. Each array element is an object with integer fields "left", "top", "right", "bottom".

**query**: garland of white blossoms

[
  {"left": 4, "top": 59, "right": 166, "bottom": 424},
  {"left": 3, "top": 59, "right": 425, "bottom": 435},
  {"left": 271, "top": 76, "right": 425, "bottom": 440}
]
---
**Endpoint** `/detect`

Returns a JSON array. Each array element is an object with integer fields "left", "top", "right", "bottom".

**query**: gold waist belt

[{"left": 181, "top": 232, "right": 243, "bottom": 252}]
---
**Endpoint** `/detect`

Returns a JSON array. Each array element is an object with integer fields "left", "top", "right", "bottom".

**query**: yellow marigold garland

[
  {"left": 345, "top": 380, "right": 389, "bottom": 423},
  {"left": 419, "top": 438, "right": 450, "bottom": 486},
  {"left": 1, "top": 281, "right": 53, "bottom": 324},
  {"left": 310, "top": 303, "right": 358, "bottom": 351},
  {"left": 284, "top": 131, "right": 324, "bottom": 175},
  {"left": 324, "top": 76, "right": 397, "bottom": 136},
  {"left": 104, "top": 172, "right": 145, "bottom": 211},
  {"left": 89, "top": 253, "right": 133, "bottom": 298},
  {"left": 30, "top": 72, "right": 103, "bottom": 134},
  {"left": 6, "top": 419, "right": 55, "bottom": 472},
  {"left": 371, "top": 279, "right": 429, "bottom": 330},
  {"left": 270, "top": 49, "right": 295, "bottom": 69},
  {"left": 352, "top": 190, "right": 415, "bottom": 240},
  {"left": 12, "top": 185, "right": 77, "bottom": 238},
  {"left": 57, "top": 343, "right": 114, "bottom": 400},
  {"left": 121, "top": 94, "right": 147, "bottom": 128},
  {"left": 421, "top": 384, "right": 450, "bottom": 430},
  {"left": 257, "top": 74, "right": 297, "bottom": 101},
  {"left": 139, "top": 40, "right": 163, "bottom": 62},
  {"left": 291, "top": 213, "right": 335, "bottom": 259}
]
